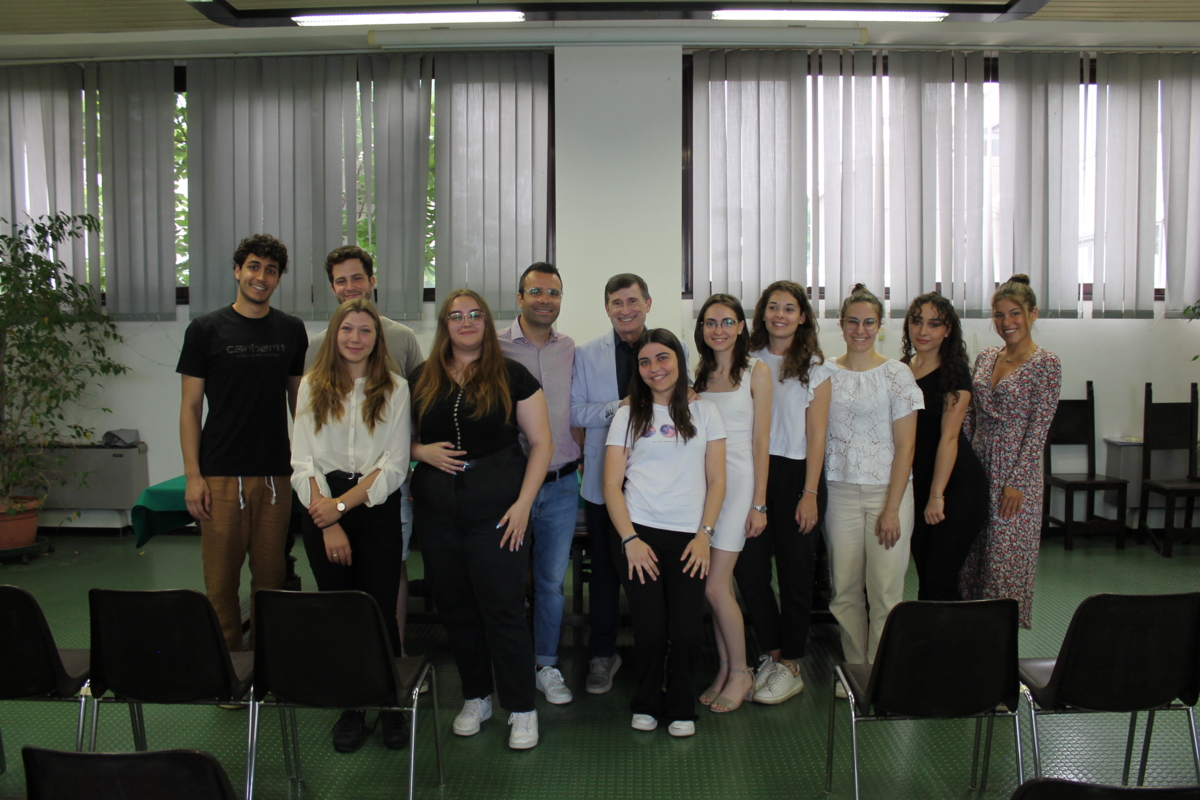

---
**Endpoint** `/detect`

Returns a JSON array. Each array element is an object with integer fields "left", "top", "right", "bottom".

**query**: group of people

[{"left": 177, "top": 233, "right": 1061, "bottom": 754}]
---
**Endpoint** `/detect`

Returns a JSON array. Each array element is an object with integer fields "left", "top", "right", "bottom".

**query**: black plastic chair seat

[
  {"left": 1142, "top": 477, "right": 1200, "bottom": 493},
  {"left": 22, "top": 745, "right": 238, "bottom": 800},
  {"left": 1046, "top": 473, "right": 1127, "bottom": 489},
  {"left": 1017, "top": 658, "right": 1058, "bottom": 701},
  {"left": 841, "top": 663, "right": 873, "bottom": 715},
  {"left": 1011, "top": 777, "right": 1200, "bottom": 799},
  {"left": 228, "top": 652, "right": 254, "bottom": 701}
]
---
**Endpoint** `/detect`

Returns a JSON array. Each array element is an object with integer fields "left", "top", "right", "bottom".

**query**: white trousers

[{"left": 824, "top": 480, "right": 914, "bottom": 665}]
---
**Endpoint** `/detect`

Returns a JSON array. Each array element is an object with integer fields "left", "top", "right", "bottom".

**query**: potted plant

[{"left": 0, "top": 212, "right": 127, "bottom": 550}]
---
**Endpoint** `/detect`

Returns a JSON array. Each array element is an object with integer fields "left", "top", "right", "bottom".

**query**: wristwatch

[
  {"left": 751, "top": 504, "right": 768, "bottom": 514},
  {"left": 697, "top": 525, "right": 715, "bottom": 537},
  {"left": 335, "top": 499, "right": 347, "bottom": 513}
]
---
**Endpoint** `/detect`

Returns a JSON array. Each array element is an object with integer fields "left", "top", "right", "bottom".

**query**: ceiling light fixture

[
  {"left": 293, "top": 11, "right": 525, "bottom": 26},
  {"left": 712, "top": 9, "right": 947, "bottom": 23}
]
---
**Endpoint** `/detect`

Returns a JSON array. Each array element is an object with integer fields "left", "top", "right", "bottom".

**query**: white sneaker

[
  {"left": 834, "top": 680, "right": 848, "bottom": 700},
  {"left": 753, "top": 655, "right": 778, "bottom": 691},
  {"left": 667, "top": 720, "right": 695, "bottom": 737},
  {"left": 631, "top": 713, "right": 658, "bottom": 731},
  {"left": 508, "top": 711, "right": 539, "bottom": 749},
  {"left": 753, "top": 662, "right": 804, "bottom": 705},
  {"left": 535, "top": 666, "right": 573, "bottom": 705},
  {"left": 453, "top": 696, "right": 492, "bottom": 736}
]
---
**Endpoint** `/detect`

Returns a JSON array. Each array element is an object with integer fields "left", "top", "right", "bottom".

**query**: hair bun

[
  {"left": 1008, "top": 274, "right": 1031, "bottom": 285},
  {"left": 850, "top": 283, "right": 868, "bottom": 293}
]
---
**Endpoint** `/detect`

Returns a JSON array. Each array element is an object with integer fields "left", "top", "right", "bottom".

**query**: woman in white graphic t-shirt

[{"left": 603, "top": 328, "right": 726, "bottom": 739}]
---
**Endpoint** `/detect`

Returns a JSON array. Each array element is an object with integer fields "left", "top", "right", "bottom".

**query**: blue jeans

[{"left": 530, "top": 471, "right": 581, "bottom": 667}]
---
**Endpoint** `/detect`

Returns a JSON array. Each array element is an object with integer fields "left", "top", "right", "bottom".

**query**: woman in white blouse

[
  {"left": 825, "top": 284, "right": 923, "bottom": 679},
  {"left": 291, "top": 298, "right": 412, "bottom": 752}
]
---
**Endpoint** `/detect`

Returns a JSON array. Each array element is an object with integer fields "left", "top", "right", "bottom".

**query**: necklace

[{"left": 1003, "top": 346, "right": 1033, "bottom": 364}]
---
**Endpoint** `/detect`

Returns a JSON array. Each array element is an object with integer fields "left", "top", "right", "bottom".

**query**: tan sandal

[
  {"left": 699, "top": 661, "right": 729, "bottom": 706},
  {"left": 709, "top": 668, "right": 755, "bottom": 714}
]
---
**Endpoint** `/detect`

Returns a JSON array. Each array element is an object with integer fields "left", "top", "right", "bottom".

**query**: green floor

[{"left": 1, "top": 531, "right": 1197, "bottom": 800}]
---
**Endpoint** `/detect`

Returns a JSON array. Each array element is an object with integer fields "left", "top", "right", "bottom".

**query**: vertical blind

[
  {"left": 693, "top": 49, "right": 1200, "bottom": 320},
  {"left": 0, "top": 62, "right": 176, "bottom": 320},
  {"left": 434, "top": 52, "right": 550, "bottom": 316}
]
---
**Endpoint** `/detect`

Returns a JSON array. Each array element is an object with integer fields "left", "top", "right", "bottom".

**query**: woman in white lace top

[{"left": 824, "top": 284, "right": 923, "bottom": 673}]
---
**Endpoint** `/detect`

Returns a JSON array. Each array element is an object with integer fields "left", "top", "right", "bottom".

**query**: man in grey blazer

[{"left": 570, "top": 273, "right": 688, "bottom": 694}]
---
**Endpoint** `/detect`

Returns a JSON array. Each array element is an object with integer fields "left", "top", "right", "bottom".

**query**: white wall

[{"left": 554, "top": 45, "right": 684, "bottom": 344}]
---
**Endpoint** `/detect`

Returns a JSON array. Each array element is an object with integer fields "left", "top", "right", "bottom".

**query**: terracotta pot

[{"left": 0, "top": 496, "right": 42, "bottom": 550}]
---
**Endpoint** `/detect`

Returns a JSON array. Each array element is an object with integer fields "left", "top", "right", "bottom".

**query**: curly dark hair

[
  {"left": 747, "top": 281, "right": 823, "bottom": 386},
  {"left": 900, "top": 292, "right": 971, "bottom": 409},
  {"left": 324, "top": 245, "right": 374, "bottom": 282},
  {"left": 232, "top": 233, "right": 289, "bottom": 274},
  {"left": 693, "top": 294, "right": 750, "bottom": 392}
]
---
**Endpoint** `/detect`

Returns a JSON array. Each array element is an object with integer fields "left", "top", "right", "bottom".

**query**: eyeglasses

[
  {"left": 702, "top": 318, "right": 738, "bottom": 331},
  {"left": 843, "top": 317, "right": 879, "bottom": 330},
  {"left": 522, "top": 287, "right": 563, "bottom": 299},
  {"left": 447, "top": 311, "right": 485, "bottom": 324}
]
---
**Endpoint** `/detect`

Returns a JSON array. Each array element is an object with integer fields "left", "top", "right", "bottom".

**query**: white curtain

[
  {"left": 361, "top": 54, "right": 432, "bottom": 321},
  {"left": 97, "top": 61, "right": 177, "bottom": 320},
  {"left": 1161, "top": 53, "right": 1200, "bottom": 317},
  {"left": 691, "top": 50, "right": 809, "bottom": 306},
  {"left": 433, "top": 52, "right": 550, "bottom": 316},
  {"left": 188, "top": 56, "right": 361, "bottom": 318}
]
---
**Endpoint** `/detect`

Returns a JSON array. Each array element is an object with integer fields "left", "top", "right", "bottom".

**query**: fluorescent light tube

[
  {"left": 294, "top": 11, "right": 525, "bottom": 26},
  {"left": 712, "top": 9, "right": 947, "bottom": 22}
]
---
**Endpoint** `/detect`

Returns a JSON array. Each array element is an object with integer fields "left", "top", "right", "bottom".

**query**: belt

[
  {"left": 460, "top": 444, "right": 523, "bottom": 472},
  {"left": 327, "top": 471, "right": 364, "bottom": 481},
  {"left": 543, "top": 460, "right": 580, "bottom": 485}
]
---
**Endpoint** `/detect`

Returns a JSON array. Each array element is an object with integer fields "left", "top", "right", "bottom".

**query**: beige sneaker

[{"left": 753, "top": 661, "right": 804, "bottom": 705}]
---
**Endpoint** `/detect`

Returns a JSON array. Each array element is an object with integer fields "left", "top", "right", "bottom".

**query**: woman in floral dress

[{"left": 959, "top": 274, "right": 1061, "bottom": 628}]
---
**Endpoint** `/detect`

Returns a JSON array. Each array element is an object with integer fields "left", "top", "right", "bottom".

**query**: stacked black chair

[
  {"left": 1019, "top": 592, "right": 1200, "bottom": 787},
  {"left": 22, "top": 745, "right": 237, "bottom": 800},
  {"left": 0, "top": 585, "right": 90, "bottom": 773},
  {"left": 246, "top": 589, "right": 444, "bottom": 800},
  {"left": 86, "top": 589, "right": 253, "bottom": 752},
  {"left": 1010, "top": 777, "right": 1200, "bottom": 799},
  {"left": 825, "top": 599, "right": 1023, "bottom": 800},
  {"left": 1137, "top": 383, "right": 1200, "bottom": 557},
  {"left": 1043, "top": 380, "right": 1129, "bottom": 550}
]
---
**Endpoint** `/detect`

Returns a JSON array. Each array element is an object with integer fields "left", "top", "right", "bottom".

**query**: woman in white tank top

[{"left": 693, "top": 294, "right": 772, "bottom": 713}]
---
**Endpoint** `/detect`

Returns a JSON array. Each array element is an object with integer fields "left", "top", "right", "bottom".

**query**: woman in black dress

[{"left": 900, "top": 292, "right": 987, "bottom": 601}]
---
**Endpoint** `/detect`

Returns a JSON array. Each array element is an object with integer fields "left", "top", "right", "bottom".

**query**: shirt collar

[{"left": 504, "top": 315, "right": 558, "bottom": 345}]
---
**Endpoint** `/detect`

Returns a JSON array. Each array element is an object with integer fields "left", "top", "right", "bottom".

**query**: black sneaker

[
  {"left": 331, "top": 709, "right": 369, "bottom": 753},
  {"left": 380, "top": 710, "right": 410, "bottom": 750}
]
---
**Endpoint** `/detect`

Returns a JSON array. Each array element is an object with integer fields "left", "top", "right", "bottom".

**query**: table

[{"left": 131, "top": 476, "right": 304, "bottom": 548}]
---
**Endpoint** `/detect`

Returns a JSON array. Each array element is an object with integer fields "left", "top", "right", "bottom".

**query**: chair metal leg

[
  {"left": 980, "top": 715, "right": 995, "bottom": 790},
  {"left": 1187, "top": 706, "right": 1200, "bottom": 784},
  {"left": 849, "top": 705, "right": 861, "bottom": 800},
  {"left": 825, "top": 676, "right": 838, "bottom": 793},
  {"left": 1123, "top": 711, "right": 1138, "bottom": 785},
  {"left": 407, "top": 698, "right": 419, "bottom": 800},
  {"left": 1012, "top": 708, "right": 1026, "bottom": 786},
  {"left": 74, "top": 694, "right": 88, "bottom": 752},
  {"left": 1137, "top": 709, "right": 1156, "bottom": 787},
  {"left": 278, "top": 706, "right": 293, "bottom": 780},
  {"left": 970, "top": 717, "right": 982, "bottom": 789},
  {"left": 129, "top": 702, "right": 147, "bottom": 751},
  {"left": 1022, "top": 685, "right": 1041, "bottom": 778},
  {"left": 245, "top": 698, "right": 260, "bottom": 800},
  {"left": 88, "top": 696, "right": 100, "bottom": 752},
  {"left": 430, "top": 666, "right": 445, "bottom": 788},
  {"left": 288, "top": 707, "right": 302, "bottom": 783}
]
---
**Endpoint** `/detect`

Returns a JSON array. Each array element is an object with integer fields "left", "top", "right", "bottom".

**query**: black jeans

[
  {"left": 733, "top": 456, "right": 825, "bottom": 660},
  {"left": 412, "top": 448, "right": 536, "bottom": 713},
  {"left": 584, "top": 500, "right": 623, "bottom": 659},
  {"left": 301, "top": 474, "right": 404, "bottom": 652},
  {"left": 613, "top": 523, "right": 706, "bottom": 723}
]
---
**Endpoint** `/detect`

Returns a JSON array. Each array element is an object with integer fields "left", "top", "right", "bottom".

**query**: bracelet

[
  {"left": 621, "top": 533, "right": 641, "bottom": 552},
  {"left": 803, "top": 489, "right": 818, "bottom": 496},
  {"left": 751, "top": 504, "right": 768, "bottom": 515},
  {"left": 696, "top": 525, "right": 714, "bottom": 538}
]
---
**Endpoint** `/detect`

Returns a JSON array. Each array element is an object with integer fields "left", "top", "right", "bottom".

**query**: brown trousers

[{"left": 200, "top": 475, "right": 292, "bottom": 651}]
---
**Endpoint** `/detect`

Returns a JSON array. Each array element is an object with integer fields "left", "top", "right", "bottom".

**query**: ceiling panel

[
  {"left": 1031, "top": 0, "right": 1200, "bottom": 21},
  {"left": 0, "top": 0, "right": 218, "bottom": 34}
]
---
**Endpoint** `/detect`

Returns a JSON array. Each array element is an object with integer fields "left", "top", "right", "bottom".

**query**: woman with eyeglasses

[
  {"left": 825, "top": 284, "right": 923, "bottom": 680},
  {"left": 291, "top": 298, "right": 412, "bottom": 752},
  {"left": 408, "top": 288, "right": 553, "bottom": 750},
  {"left": 692, "top": 294, "right": 771, "bottom": 714}
]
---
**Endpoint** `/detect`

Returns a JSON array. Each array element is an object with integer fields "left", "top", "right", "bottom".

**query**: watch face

[{"left": 336, "top": 501, "right": 346, "bottom": 512}]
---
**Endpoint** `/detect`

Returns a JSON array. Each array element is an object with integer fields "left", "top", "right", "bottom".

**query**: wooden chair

[
  {"left": 1043, "top": 381, "right": 1128, "bottom": 550},
  {"left": 1136, "top": 383, "right": 1200, "bottom": 557}
]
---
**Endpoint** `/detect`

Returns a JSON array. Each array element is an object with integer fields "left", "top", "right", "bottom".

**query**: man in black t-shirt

[{"left": 176, "top": 234, "right": 308, "bottom": 652}]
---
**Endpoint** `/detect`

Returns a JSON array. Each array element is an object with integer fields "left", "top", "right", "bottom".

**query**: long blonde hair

[
  {"left": 305, "top": 298, "right": 396, "bottom": 434},
  {"left": 412, "top": 288, "right": 513, "bottom": 425}
]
